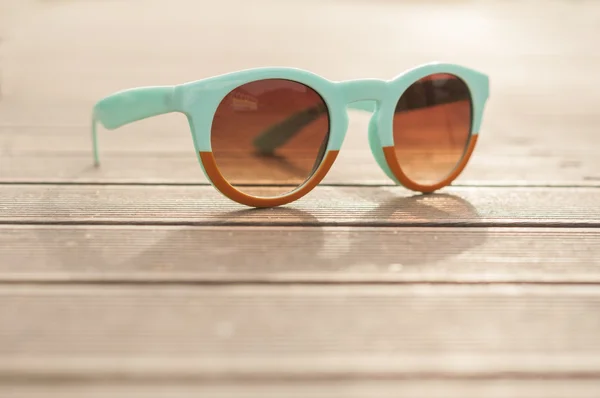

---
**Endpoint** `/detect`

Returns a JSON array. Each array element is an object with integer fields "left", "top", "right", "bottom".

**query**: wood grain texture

[
  {"left": 4, "top": 147, "right": 600, "bottom": 186},
  {"left": 2, "top": 185, "right": 600, "bottom": 226},
  {"left": 1, "top": 285, "right": 600, "bottom": 377},
  {"left": 1, "top": 0, "right": 600, "bottom": 393},
  {"left": 3, "top": 380, "right": 600, "bottom": 398},
  {"left": 1, "top": 226, "right": 599, "bottom": 283},
  {"left": 2, "top": 114, "right": 600, "bottom": 186}
]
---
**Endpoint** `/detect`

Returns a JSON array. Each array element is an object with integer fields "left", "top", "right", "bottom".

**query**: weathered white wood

[
  {"left": 1, "top": 0, "right": 599, "bottom": 392},
  {"left": 0, "top": 226, "right": 599, "bottom": 283},
  {"left": 1, "top": 285, "right": 600, "bottom": 378},
  {"left": 2, "top": 380, "right": 600, "bottom": 398},
  {"left": 2, "top": 185, "right": 599, "bottom": 226}
]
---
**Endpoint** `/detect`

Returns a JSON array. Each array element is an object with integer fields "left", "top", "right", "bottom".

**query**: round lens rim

[
  {"left": 385, "top": 73, "right": 476, "bottom": 192},
  {"left": 206, "top": 78, "right": 335, "bottom": 206}
]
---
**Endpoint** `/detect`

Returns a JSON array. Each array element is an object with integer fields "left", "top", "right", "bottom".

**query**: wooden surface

[{"left": 1, "top": 0, "right": 600, "bottom": 397}]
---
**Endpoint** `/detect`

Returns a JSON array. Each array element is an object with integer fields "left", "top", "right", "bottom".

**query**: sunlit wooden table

[{"left": 1, "top": 0, "right": 599, "bottom": 396}]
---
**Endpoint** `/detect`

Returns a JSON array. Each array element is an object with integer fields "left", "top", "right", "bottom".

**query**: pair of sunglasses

[{"left": 92, "top": 62, "right": 490, "bottom": 207}]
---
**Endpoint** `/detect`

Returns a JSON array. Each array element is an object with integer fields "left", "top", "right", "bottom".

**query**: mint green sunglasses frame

[{"left": 92, "top": 62, "right": 490, "bottom": 207}]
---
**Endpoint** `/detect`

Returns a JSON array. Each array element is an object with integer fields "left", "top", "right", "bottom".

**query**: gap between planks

[
  {"left": 3, "top": 181, "right": 600, "bottom": 188},
  {"left": 2, "top": 379, "right": 600, "bottom": 398}
]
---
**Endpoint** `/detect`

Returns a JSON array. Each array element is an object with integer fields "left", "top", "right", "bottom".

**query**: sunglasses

[{"left": 92, "top": 62, "right": 489, "bottom": 208}]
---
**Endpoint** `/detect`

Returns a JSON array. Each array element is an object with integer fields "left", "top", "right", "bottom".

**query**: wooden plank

[
  {"left": 1, "top": 226, "right": 599, "bottom": 283},
  {"left": 1, "top": 285, "right": 600, "bottom": 377},
  {"left": 3, "top": 141, "right": 599, "bottom": 185},
  {"left": 1, "top": 185, "right": 600, "bottom": 226},
  {"left": 2, "top": 380, "right": 600, "bottom": 398},
  {"left": 5, "top": 151, "right": 599, "bottom": 186}
]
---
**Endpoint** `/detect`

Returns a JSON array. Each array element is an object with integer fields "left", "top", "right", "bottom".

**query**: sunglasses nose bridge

[
  {"left": 339, "top": 78, "right": 387, "bottom": 106},
  {"left": 337, "top": 79, "right": 398, "bottom": 183}
]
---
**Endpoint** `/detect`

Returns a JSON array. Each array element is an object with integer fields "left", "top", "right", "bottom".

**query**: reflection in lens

[
  {"left": 393, "top": 73, "right": 472, "bottom": 186},
  {"left": 211, "top": 79, "right": 330, "bottom": 198}
]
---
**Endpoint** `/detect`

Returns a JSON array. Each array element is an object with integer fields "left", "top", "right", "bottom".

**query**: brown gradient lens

[
  {"left": 393, "top": 73, "right": 472, "bottom": 186},
  {"left": 211, "top": 79, "right": 330, "bottom": 198}
]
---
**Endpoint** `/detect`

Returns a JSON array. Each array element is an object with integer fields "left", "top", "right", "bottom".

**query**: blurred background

[{"left": 1, "top": 0, "right": 599, "bottom": 185}]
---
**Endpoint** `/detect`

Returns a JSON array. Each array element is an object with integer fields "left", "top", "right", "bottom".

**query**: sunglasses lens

[
  {"left": 393, "top": 73, "right": 472, "bottom": 186},
  {"left": 211, "top": 79, "right": 330, "bottom": 198}
]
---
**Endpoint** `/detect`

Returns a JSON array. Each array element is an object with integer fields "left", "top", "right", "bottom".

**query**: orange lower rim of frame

[
  {"left": 199, "top": 150, "right": 340, "bottom": 207},
  {"left": 382, "top": 134, "right": 479, "bottom": 193}
]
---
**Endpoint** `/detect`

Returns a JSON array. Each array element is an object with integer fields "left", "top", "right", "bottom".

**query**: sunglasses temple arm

[
  {"left": 252, "top": 101, "right": 373, "bottom": 155},
  {"left": 91, "top": 86, "right": 176, "bottom": 166},
  {"left": 92, "top": 116, "right": 100, "bottom": 166}
]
